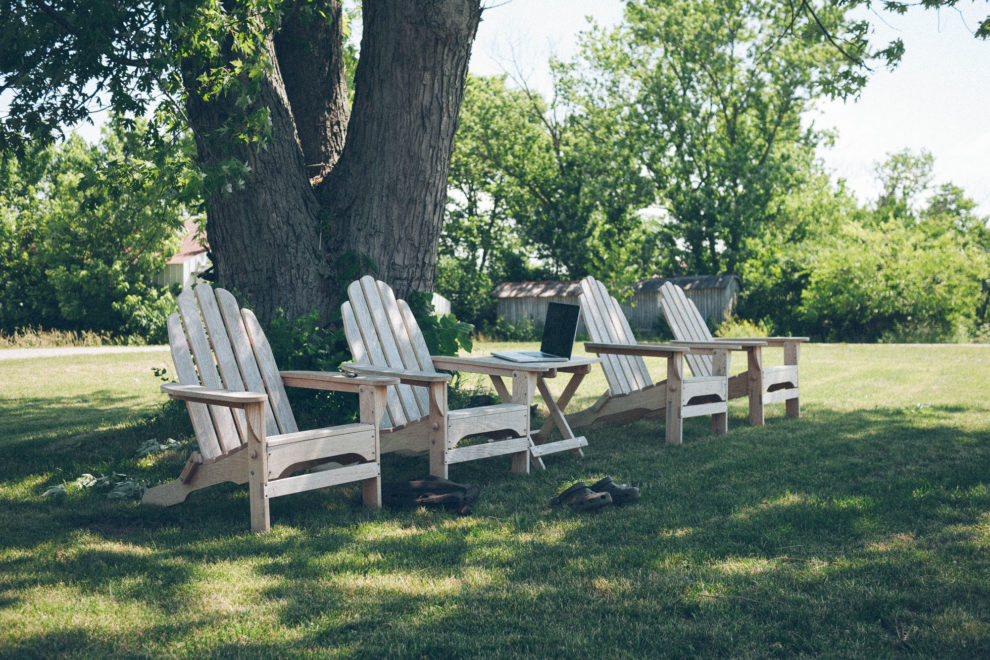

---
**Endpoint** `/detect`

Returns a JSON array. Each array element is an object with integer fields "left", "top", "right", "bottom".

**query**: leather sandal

[
  {"left": 590, "top": 476, "right": 640, "bottom": 505},
  {"left": 550, "top": 481, "right": 612, "bottom": 512}
]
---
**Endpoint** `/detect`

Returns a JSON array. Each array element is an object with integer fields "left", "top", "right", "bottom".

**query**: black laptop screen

[{"left": 540, "top": 302, "right": 581, "bottom": 358}]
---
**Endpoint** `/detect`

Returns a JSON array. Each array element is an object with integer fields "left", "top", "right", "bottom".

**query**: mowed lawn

[{"left": 1, "top": 343, "right": 988, "bottom": 657}]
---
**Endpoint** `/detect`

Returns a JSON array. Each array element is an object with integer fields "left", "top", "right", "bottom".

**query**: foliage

[
  {"left": 566, "top": 0, "right": 873, "bottom": 275},
  {"left": 715, "top": 315, "right": 775, "bottom": 339},
  {"left": 733, "top": 150, "right": 990, "bottom": 343},
  {"left": 801, "top": 216, "right": 986, "bottom": 342},
  {"left": 441, "top": 73, "right": 657, "bottom": 300},
  {"left": 405, "top": 290, "right": 474, "bottom": 357},
  {"left": 264, "top": 290, "right": 474, "bottom": 428},
  {"left": 0, "top": 118, "right": 201, "bottom": 342}
]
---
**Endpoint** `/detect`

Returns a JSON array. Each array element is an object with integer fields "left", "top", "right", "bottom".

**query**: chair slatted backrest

[
  {"left": 659, "top": 282, "right": 714, "bottom": 378},
  {"left": 341, "top": 276, "right": 434, "bottom": 429},
  {"left": 578, "top": 277, "right": 653, "bottom": 396},
  {"left": 168, "top": 285, "right": 298, "bottom": 460}
]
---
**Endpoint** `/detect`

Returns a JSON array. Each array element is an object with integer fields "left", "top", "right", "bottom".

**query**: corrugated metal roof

[
  {"left": 492, "top": 275, "right": 739, "bottom": 298},
  {"left": 491, "top": 280, "right": 582, "bottom": 298},
  {"left": 634, "top": 275, "right": 739, "bottom": 293}
]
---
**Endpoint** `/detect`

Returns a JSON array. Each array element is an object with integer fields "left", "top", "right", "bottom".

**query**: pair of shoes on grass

[{"left": 550, "top": 476, "right": 640, "bottom": 512}]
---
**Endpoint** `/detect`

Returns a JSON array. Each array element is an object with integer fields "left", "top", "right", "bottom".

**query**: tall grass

[{"left": 0, "top": 326, "right": 131, "bottom": 349}]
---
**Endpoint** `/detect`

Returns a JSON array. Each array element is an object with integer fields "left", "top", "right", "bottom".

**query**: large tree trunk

[
  {"left": 183, "top": 0, "right": 480, "bottom": 324},
  {"left": 183, "top": 30, "right": 334, "bottom": 323},
  {"left": 319, "top": 0, "right": 481, "bottom": 300}
]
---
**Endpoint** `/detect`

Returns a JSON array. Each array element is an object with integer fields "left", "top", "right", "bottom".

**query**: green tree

[
  {"left": 0, "top": 0, "right": 483, "bottom": 325},
  {"left": 568, "top": 0, "right": 874, "bottom": 275},
  {"left": 0, "top": 119, "right": 198, "bottom": 341},
  {"left": 873, "top": 148, "right": 935, "bottom": 219},
  {"left": 442, "top": 74, "right": 655, "bottom": 294}
]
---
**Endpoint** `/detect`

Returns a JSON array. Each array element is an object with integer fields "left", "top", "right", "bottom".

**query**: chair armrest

[
  {"left": 161, "top": 383, "right": 267, "bottom": 408},
  {"left": 280, "top": 370, "right": 398, "bottom": 394},
  {"left": 719, "top": 336, "right": 808, "bottom": 347},
  {"left": 585, "top": 342, "right": 687, "bottom": 358},
  {"left": 666, "top": 340, "right": 744, "bottom": 352},
  {"left": 689, "top": 339, "right": 768, "bottom": 348},
  {"left": 340, "top": 362, "right": 451, "bottom": 386}
]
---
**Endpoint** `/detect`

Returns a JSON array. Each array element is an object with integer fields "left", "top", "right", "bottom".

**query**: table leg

[{"left": 535, "top": 375, "right": 586, "bottom": 459}]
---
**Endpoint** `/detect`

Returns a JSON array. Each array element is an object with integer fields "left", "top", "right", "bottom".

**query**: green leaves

[{"left": 0, "top": 118, "right": 200, "bottom": 341}]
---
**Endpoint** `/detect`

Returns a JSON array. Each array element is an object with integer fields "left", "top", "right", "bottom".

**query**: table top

[{"left": 431, "top": 354, "right": 598, "bottom": 376}]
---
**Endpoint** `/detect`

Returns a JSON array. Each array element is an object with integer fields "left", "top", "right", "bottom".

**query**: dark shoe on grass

[
  {"left": 550, "top": 481, "right": 612, "bottom": 512},
  {"left": 590, "top": 476, "right": 640, "bottom": 505}
]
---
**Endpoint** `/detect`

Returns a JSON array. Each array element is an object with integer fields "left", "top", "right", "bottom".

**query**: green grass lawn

[{"left": 1, "top": 343, "right": 989, "bottom": 657}]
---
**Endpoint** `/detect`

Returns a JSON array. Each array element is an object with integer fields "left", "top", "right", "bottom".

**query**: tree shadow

[{"left": 2, "top": 402, "right": 989, "bottom": 656}]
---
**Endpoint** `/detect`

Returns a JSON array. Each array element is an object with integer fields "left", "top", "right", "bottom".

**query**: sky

[{"left": 469, "top": 0, "right": 990, "bottom": 215}]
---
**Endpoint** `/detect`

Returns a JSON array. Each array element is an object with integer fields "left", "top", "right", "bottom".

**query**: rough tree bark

[{"left": 184, "top": 0, "right": 481, "bottom": 324}]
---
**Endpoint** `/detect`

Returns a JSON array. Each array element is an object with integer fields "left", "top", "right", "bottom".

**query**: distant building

[
  {"left": 492, "top": 275, "right": 741, "bottom": 332},
  {"left": 159, "top": 219, "right": 210, "bottom": 290}
]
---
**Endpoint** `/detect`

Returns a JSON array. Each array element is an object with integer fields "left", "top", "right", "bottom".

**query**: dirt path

[{"left": 0, "top": 346, "right": 169, "bottom": 361}]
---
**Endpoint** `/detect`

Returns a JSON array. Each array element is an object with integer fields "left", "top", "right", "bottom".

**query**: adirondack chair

[
  {"left": 143, "top": 284, "right": 396, "bottom": 533},
  {"left": 341, "top": 276, "right": 531, "bottom": 478},
  {"left": 568, "top": 276, "right": 735, "bottom": 444},
  {"left": 658, "top": 281, "right": 807, "bottom": 426}
]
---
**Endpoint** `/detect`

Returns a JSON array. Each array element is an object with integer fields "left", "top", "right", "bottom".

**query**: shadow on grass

[{"left": 3, "top": 403, "right": 989, "bottom": 656}]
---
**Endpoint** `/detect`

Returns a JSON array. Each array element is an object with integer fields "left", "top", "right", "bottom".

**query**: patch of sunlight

[
  {"left": 0, "top": 473, "right": 49, "bottom": 499},
  {"left": 69, "top": 535, "right": 156, "bottom": 558},
  {"left": 729, "top": 492, "right": 876, "bottom": 523},
  {"left": 728, "top": 491, "right": 809, "bottom": 521},
  {"left": 190, "top": 561, "right": 275, "bottom": 616},
  {"left": 0, "top": 583, "right": 152, "bottom": 635},
  {"left": 865, "top": 533, "right": 918, "bottom": 553},
  {"left": 658, "top": 526, "right": 694, "bottom": 539},
  {"left": 932, "top": 605, "right": 990, "bottom": 646},
  {"left": 591, "top": 576, "right": 634, "bottom": 600},
  {"left": 354, "top": 521, "right": 430, "bottom": 542},
  {"left": 333, "top": 569, "right": 466, "bottom": 597},
  {"left": 943, "top": 514, "right": 990, "bottom": 550},
  {"left": 714, "top": 557, "right": 778, "bottom": 576}
]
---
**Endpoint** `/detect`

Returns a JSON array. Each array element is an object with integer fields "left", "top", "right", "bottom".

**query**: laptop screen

[{"left": 540, "top": 302, "right": 581, "bottom": 358}]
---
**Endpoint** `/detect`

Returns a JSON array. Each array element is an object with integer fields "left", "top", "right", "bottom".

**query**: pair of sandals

[{"left": 550, "top": 476, "right": 640, "bottom": 512}]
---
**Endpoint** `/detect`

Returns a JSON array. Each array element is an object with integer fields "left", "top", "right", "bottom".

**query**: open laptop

[{"left": 492, "top": 302, "right": 581, "bottom": 363}]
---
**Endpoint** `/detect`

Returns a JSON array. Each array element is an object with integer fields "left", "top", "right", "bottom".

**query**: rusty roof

[
  {"left": 490, "top": 280, "right": 582, "bottom": 298},
  {"left": 492, "top": 275, "right": 739, "bottom": 298},
  {"left": 166, "top": 219, "right": 208, "bottom": 265}
]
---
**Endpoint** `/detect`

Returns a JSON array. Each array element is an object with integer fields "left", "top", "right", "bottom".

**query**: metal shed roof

[
  {"left": 492, "top": 275, "right": 739, "bottom": 298},
  {"left": 633, "top": 275, "right": 740, "bottom": 293},
  {"left": 490, "top": 280, "right": 582, "bottom": 298}
]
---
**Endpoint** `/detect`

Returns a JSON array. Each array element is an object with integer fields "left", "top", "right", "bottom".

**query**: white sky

[{"left": 471, "top": 0, "right": 990, "bottom": 216}]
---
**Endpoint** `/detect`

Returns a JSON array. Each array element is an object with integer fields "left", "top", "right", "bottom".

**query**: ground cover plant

[{"left": 1, "top": 343, "right": 988, "bottom": 657}]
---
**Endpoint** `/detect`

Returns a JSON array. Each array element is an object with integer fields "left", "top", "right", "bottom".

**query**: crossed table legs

[{"left": 430, "top": 356, "right": 597, "bottom": 469}]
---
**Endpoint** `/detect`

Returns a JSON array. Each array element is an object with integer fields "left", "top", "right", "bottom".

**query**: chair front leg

[
  {"left": 784, "top": 340, "right": 801, "bottom": 418},
  {"left": 427, "top": 381, "right": 449, "bottom": 479},
  {"left": 711, "top": 348, "right": 730, "bottom": 435},
  {"left": 747, "top": 345, "right": 765, "bottom": 427},
  {"left": 245, "top": 400, "right": 271, "bottom": 533},
  {"left": 358, "top": 384, "right": 388, "bottom": 508},
  {"left": 665, "top": 353, "right": 684, "bottom": 445}
]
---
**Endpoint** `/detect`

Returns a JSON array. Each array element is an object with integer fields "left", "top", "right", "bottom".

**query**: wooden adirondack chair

[
  {"left": 143, "top": 284, "right": 396, "bottom": 533},
  {"left": 567, "top": 276, "right": 735, "bottom": 444},
  {"left": 658, "top": 281, "right": 807, "bottom": 426},
  {"left": 341, "top": 276, "right": 531, "bottom": 478}
]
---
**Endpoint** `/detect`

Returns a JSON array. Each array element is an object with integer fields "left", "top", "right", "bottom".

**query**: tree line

[{"left": 1, "top": 0, "right": 987, "bottom": 344}]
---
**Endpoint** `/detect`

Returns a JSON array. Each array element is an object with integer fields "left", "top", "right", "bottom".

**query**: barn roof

[
  {"left": 490, "top": 280, "right": 582, "bottom": 298},
  {"left": 633, "top": 275, "right": 740, "bottom": 293},
  {"left": 166, "top": 219, "right": 208, "bottom": 265},
  {"left": 492, "top": 275, "right": 739, "bottom": 298}
]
